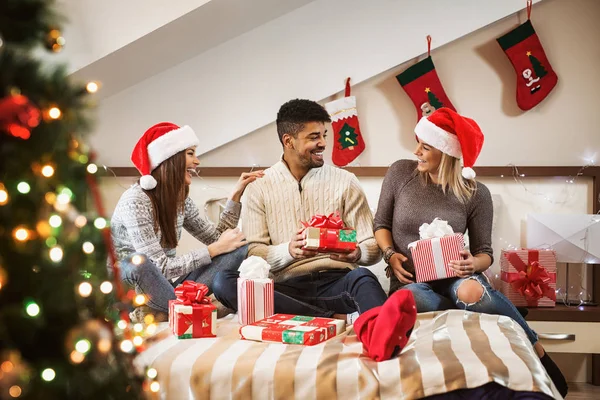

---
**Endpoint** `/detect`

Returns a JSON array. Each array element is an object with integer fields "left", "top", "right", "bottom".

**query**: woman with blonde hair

[
  {"left": 374, "top": 108, "right": 567, "bottom": 397},
  {"left": 110, "top": 122, "right": 263, "bottom": 321}
]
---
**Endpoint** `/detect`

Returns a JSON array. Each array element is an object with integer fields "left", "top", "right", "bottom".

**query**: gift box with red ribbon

[
  {"left": 239, "top": 314, "right": 346, "bottom": 346},
  {"left": 301, "top": 212, "right": 357, "bottom": 254},
  {"left": 500, "top": 249, "right": 557, "bottom": 307},
  {"left": 408, "top": 233, "right": 464, "bottom": 282},
  {"left": 168, "top": 281, "right": 217, "bottom": 338}
]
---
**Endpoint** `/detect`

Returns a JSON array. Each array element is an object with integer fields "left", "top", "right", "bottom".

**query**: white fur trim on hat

[
  {"left": 147, "top": 125, "right": 199, "bottom": 171},
  {"left": 461, "top": 167, "right": 476, "bottom": 180},
  {"left": 414, "top": 117, "right": 462, "bottom": 159},
  {"left": 140, "top": 175, "right": 158, "bottom": 190}
]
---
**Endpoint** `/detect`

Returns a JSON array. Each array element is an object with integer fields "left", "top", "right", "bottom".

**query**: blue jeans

[
  {"left": 402, "top": 273, "right": 539, "bottom": 345},
  {"left": 119, "top": 245, "right": 248, "bottom": 313},
  {"left": 212, "top": 268, "right": 388, "bottom": 318}
]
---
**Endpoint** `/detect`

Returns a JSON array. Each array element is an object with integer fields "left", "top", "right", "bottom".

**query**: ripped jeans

[{"left": 403, "top": 273, "right": 538, "bottom": 345}]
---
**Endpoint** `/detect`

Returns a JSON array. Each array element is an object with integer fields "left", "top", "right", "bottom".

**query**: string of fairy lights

[{"left": 0, "top": 72, "right": 161, "bottom": 396}]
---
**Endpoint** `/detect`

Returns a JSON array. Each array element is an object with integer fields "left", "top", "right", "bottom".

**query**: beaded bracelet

[{"left": 382, "top": 246, "right": 396, "bottom": 264}]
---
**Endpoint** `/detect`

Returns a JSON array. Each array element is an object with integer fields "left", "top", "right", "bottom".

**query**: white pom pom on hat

[
  {"left": 414, "top": 108, "right": 484, "bottom": 179},
  {"left": 139, "top": 175, "right": 158, "bottom": 190},
  {"left": 131, "top": 122, "right": 200, "bottom": 190}
]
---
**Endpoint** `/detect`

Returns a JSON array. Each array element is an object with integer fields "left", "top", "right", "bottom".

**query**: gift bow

[
  {"left": 174, "top": 281, "right": 211, "bottom": 305},
  {"left": 418, "top": 218, "right": 455, "bottom": 240},
  {"left": 301, "top": 212, "right": 346, "bottom": 230},
  {"left": 505, "top": 253, "right": 556, "bottom": 303}
]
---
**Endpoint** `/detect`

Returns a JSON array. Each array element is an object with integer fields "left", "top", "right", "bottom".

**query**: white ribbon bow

[{"left": 418, "top": 218, "right": 455, "bottom": 240}]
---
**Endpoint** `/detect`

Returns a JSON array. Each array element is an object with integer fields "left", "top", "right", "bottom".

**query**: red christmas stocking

[
  {"left": 325, "top": 78, "right": 366, "bottom": 167},
  {"left": 353, "top": 290, "right": 417, "bottom": 362},
  {"left": 396, "top": 36, "right": 456, "bottom": 123},
  {"left": 496, "top": 1, "right": 557, "bottom": 111}
]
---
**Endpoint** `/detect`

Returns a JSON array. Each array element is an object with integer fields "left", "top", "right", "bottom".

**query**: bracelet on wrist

[{"left": 383, "top": 246, "right": 396, "bottom": 264}]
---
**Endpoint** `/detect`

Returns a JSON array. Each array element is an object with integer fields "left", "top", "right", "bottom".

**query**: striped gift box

[
  {"left": 237, "top": 278, "right": 274, "bottom": 326},
  {"left": 500, "top": 249, "right": 556, "bottom": 307},
  {"left": 408, "top": 233, "right": 464, "bottom": 283},
  {"left": 239, "top": 314, "right": 346, "bottom": 346}
]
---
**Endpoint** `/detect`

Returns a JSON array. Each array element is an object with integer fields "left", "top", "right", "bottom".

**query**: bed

[{"left": 135, "top": 309, "right": 561, "bottom": 399}]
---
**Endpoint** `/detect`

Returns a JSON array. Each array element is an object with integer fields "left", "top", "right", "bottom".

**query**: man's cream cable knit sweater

[{"left": 242, "top": 160, "right": 381, "bottom": 281}]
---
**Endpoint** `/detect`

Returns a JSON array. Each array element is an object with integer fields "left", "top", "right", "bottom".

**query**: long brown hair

[
  {"left": 420, "top": 153, "right": 477, "bottom": 203},
  {"left": 141, "top": 150, "right": 189, "bottom": 248}
]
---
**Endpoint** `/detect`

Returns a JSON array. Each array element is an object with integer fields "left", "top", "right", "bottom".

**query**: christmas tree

[
  {"left": 527, "top": 51, "right": 548, "bottom": 78},
  {"left": 337, "top": 122, "right": 358, "bottom": 150},
  {"left": 425, "top": 87, "right": 444, "bottom": 109},
  {"left": 0, "top": 1, "right": 155, "bottom": 398}
]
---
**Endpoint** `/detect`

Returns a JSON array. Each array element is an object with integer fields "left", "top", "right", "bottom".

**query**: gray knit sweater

[
  {"left": 110, "top": 184, "right": 241, "bottom": 280},
  {"left": 374, "top": 160, "right": 493, "bottom": 293}
]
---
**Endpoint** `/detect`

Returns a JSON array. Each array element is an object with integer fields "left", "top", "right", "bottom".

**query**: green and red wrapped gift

[
  {"left": 301, "top": 212, "right": 357, "bottom": 254},
  {"left": 169, "top": 281, "right": 217, "bottom": 338},
  {"left": 239, "top": 314, "right": 346, "bottom": 346},
  {"left": 500, "top": 249, "right": 557, "bottom": 307}
]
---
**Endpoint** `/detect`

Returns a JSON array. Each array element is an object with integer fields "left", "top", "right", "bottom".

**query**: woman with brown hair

[
  {"left": 374, "top": 108, "right": 567, "bottom": 397},
  {"left": 110, "top": 122, "right": 263, "bottom": 321}
]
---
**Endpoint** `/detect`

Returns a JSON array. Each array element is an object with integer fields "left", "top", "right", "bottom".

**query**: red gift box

[
  {"left": 237, "top": 277, "right": 274, "bottom": 326},
  {"left": 239, "top": 314, "right": 346, "bottom": 346},
  {"left": 301, "top": 212, "right": 357, "bottom": 254},
  {"left": 408, "top": 233, "right": 464, "bottom": 282},
  {"left": 169, "top": 281, "right": 217, "bottom": 338},
  {"left": 500, "top": 249, "right": 556, "bottom": 307}
]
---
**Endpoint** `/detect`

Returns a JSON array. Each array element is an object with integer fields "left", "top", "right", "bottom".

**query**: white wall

[
  {"left": 54, "top": 0, "right": 211, "bottom": 71},
  {"left": 195, "top": 0, "right": 600, "bottom": 169},
  {"left": 90, "top": 0, "right": 543, "bottom": 166}
]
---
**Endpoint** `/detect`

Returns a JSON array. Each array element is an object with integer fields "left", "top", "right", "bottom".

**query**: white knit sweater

[{"left": 242, "top": 160, "right": 381, "bottom": 281}]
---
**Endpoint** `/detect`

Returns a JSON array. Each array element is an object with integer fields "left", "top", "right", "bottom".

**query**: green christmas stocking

[{"left": 325, "top": 78, "right": 366, "bottom": 167}]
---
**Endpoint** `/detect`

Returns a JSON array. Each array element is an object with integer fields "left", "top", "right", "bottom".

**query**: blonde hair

[{"left": 420, "top": 153, "right": 477, "bottom": 203}]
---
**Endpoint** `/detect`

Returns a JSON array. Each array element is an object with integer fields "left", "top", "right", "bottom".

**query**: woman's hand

[
  {"left": 449, "top": 250, "right": 476, "bottom": 278},
  {"left": 207, "top": 228, "right": 246, "bottom": 257},
  {"left": 231, "top": 171, "right": 265, "bottom": 202},
  {"left": 388, "top": 253, "right": 414, "bottom": 284}
]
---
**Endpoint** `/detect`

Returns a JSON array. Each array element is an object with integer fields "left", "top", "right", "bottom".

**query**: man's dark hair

[{"left": 276, "top": 99, "right": 331, "bottom": 144}]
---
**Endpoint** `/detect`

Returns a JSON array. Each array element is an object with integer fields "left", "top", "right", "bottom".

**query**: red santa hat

[
  {"left": 353, "top": 290, "right": 417, "bottom": 362},
  {"left": 131, "top": 122, "right": 200, "bottom": 190},
  {"left": 414, "top": 107, "right": 484, "bottom": 179}
]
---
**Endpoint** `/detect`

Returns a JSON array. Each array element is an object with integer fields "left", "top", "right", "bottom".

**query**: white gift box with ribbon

[
  {"left": 237, "top": 256, "right": 275, "bottom": 326},
  {"left": 408, "top": 219, "right": 465, "bottom": 283}
]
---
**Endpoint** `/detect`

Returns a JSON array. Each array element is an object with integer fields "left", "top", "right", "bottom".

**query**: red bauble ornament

[{"left": 0, "top": 94, "right": 41, "bottom": 140}]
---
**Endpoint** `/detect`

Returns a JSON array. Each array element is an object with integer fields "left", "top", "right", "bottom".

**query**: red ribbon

[
  {"left": 174, "top": 281, "right": 211, "bottom": 305},
  {"left": 301, "top": 211, "right": 346, "bottom": 230},
  {"left": 502, "top": 251, "right": 556, "bottom": 304}
]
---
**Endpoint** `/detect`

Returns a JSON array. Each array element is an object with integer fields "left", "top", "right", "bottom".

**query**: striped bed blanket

[{"left": 135, "top": 310, "right": 561, "bottom": 399}]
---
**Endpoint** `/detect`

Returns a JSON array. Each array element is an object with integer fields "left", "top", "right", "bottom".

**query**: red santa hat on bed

[
  {"left": 353, "top": 289, "right": 417, "bottom": 362},
  {"left": 414, "top": 107, "right": 484, "bottom": 179},
  {"left": 131, "top": 122, "right": 200, "bottom": 190}
]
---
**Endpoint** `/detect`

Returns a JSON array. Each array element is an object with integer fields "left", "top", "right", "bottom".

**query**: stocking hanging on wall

[
  {"left": 396, "top": 36, "right": 456, "bottom": 123},
  {"left": 324, "top": 78, "right": 366, "bottom": 167},
  {"left": 496, "top": 0, "right": 558, "bottom": 111}
]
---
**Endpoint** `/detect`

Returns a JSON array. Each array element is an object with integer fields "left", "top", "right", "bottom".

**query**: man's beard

[{"left": 298, "top": 150, "right": 324, "bottom": 169}]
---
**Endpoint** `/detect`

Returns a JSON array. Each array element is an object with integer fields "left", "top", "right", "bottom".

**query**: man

[{"left": 212, "top": 99, "right": 387, "bottom": 323}]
